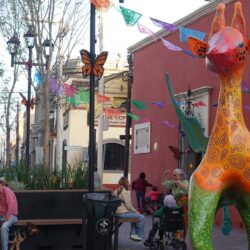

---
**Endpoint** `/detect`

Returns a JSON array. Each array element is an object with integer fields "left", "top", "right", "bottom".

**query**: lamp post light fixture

[
  {"left": 42, "top": 38, "right": 53, "bottom": 67},
  {"left": 184, "top": 86, "right": 195, "bottom": 117},
  {"left": 7, "top": 34, "right": 20, "bottom": 67},
  {"left": 7, "top": 27, "right": 53, "bottom": 168}
]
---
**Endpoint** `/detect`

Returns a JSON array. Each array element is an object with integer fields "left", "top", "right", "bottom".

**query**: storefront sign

[{"left": 95, "top": 114, "right": 126, "bottom": 127}]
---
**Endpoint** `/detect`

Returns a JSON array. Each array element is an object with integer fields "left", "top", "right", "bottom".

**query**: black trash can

[{"left": 83, "top": 192, "right": 121, "bottom": 250}]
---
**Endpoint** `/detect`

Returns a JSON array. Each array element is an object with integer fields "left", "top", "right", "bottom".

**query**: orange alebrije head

[{"left": 188, "top": 2, "right": 250, "bottom": 75}]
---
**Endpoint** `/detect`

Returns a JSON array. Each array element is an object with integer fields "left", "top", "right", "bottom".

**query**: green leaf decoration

[
  {"left": 165, "top": 73, "right": 209, "bottom": 153},
  {"left": 131, "top": 100, "right": 148, "bottom": 110},
  {"left": 119, "top": 6, "right": 142, "bottom": 26},
  {"left": 127, "top": 112, "right": 140, "bottom": 120}
]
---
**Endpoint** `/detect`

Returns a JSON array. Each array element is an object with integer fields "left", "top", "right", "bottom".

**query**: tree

[
  {"left": 1, "top": 0, "right": 90, "bottom": 168},
  {"left": 0, "top": 72, "right": 19, "bottom": 166},
  {"left": 0, "top": 0, "right": 30, "bottom": 166}
]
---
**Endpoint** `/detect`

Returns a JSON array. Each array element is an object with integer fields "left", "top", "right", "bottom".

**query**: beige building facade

[{"left": 48, "top": 57, "right": 131, "bottom": 185}]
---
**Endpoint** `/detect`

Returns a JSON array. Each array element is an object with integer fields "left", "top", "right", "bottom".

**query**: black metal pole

[
  {"left": 124, "top": 53, "right": 133, "bottom": 178},
  {"left": 88, "top": 2, "right": 96, "bottom": 192},
  {"left": 26, "top": 47, "right": 32, "bottom": 169},
  {"left": 16, "top": 101, "right": 19, "bottom": 163},
  {"left": 11, "top": 54, "right": 14, "bottom": 67}
]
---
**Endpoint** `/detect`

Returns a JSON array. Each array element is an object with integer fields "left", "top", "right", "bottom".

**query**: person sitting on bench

[
  {"left": 113, "top": 176, "right": 145, "bottom": 242},
  {"left": 0, "top": 177, "right": 18, "bottom": 250}
]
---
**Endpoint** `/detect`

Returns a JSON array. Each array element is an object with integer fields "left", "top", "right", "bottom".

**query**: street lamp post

[
  {"left": 123, "top": 53, "right": 133, "bottom": 178},
  {"left": 88, "top": 0, "right": 125, "bottom": 191},
  {"left": 88, "top": 2, "right": 96, "bottom": 192},
  {"left": 25, "top": 28, "right": 34, "bottom": 169},
  {"left": 7, "top": 27, "right": 53, "bottom": 168}
]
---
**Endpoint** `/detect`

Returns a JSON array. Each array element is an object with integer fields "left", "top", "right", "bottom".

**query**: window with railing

[{"left": 104, "top": 143, "right": 125, "bottom": 171}]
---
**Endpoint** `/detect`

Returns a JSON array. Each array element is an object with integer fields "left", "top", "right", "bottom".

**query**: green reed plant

[
  {"left": 15, "top": 162, "right": 30, "bottom": 187},
  {"left": 71, "top": 161, "right": 88, "bottom": 189},
  {"left": 0, "top": 161, "right": 88, "bottom": 190}
]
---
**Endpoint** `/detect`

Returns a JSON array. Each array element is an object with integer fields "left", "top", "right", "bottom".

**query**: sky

[
  {"left": 99, "top": 0, "right": 209, "bottom": 58},
  {"left": 0, "top": 0, "right": 210, "bottom": 139},
  {"left": 1, "top": 0, "right": 210, "bottom": 79},
  {"left": 0, "top": 0, "right": 210, "bottom": 104},
  {"left": 71, "top": 0, "right": 209, "bottom": 59}
]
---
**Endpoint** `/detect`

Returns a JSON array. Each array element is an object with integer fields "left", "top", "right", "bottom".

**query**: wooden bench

[
  {"left": 15, "top": 219, "right": 82, "bottom": 226},
  {"left": 13, "top": 219, "right": 84, "bottom": 250},
  {"left": 14, "top": 190, "right": 111, "bottom": 249},
  {"left": 15, "top": 217, "right": 139, "bottom": 250},
  {"left": 113, "top": 217, "right": 139, "bottom": 250},
  {"left": 15, "top": 217, "right": 138, "bottom": 227}
]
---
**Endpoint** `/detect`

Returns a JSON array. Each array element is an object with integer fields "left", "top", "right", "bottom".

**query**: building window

[{"left": 104, "top": 143, "right": 125, "bottom": 171}]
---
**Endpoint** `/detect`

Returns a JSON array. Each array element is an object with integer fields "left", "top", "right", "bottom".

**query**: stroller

[
  {"left": 143, "top": 193, "right": 164, "bottom": 214},
  {"left": 144, "top": 206, "right": 187, "bottom": 250}
]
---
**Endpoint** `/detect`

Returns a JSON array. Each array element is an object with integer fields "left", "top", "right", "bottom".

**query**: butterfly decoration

[
  {"left": 80, "top": 49, "right": 108, "bottom": 79},
  {"left": 168, "top": 145, "right": 182, "bottom": 160},
  {"left": 19, "top": 93, "right": 27, "bottom": 105},
  {"left": 19, "top": 93, "right": 35, "bottom": 109},
  {"left": 30, "top": 97, "right": 35, "bottom": 109},
  {"left": 91, "top": 0, "right": 110, "bottom": 9}
]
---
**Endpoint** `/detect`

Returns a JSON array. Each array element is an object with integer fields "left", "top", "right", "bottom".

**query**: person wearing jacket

[
  {"left": 162, "top": 168, "right": 188, "bottom": 207},
  {"left": 113, "top": 176, "right": 145, "bottom": 241},
  {"left": 145, "top": 186, "right": 162, "bottom": 202},
  {"left": 132, "top": 172, "right": 153, "bottom": 211},
  {"left": 144, "top": 195, "right": 179, "bottom": 247},
  {"left": 0, "top": 177, "right": 18, "bottom": 250}
]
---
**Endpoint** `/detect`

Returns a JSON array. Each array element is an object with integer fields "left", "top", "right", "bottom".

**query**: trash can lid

[{"left": 83, "top": 192, "right": 121, "bottom": 203}]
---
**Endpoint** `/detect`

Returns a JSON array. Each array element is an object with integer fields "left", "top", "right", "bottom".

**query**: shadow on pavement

[{"left": 116, "top": 215, "right": 247, "bottom": 250}]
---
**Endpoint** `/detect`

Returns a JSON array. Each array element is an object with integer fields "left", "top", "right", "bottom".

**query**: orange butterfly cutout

[
  {"left": 80, "top": 49, "right": 108, "bottom": 79},
  {"left": 188, "top": 37, "right": 208, "bottom": 58},
  {"left": 19, "top": 93, "right": 35, "bottom": 109}
]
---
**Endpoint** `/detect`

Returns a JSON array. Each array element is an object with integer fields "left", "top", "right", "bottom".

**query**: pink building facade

[{"left": 128, "top": 0, "right": 250, "bottom": 228}]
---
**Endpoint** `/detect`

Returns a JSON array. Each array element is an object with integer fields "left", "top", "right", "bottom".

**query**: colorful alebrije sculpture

[{"left": 187, "top": 2, "right": 250, "bottom": 249}]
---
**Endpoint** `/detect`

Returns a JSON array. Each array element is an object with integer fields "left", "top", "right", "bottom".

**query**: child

[
  {"left": 143, "top": 186, "right": 163, "bottom": 214},
  {"left": 144, "top": 186, "right": 162, "bottom": 203},
  {"left": 144, "top": 195, "right": 178, "bottom": 247},
  {"left": 132, "top": 172, "right": 153, "bottom": 211}
]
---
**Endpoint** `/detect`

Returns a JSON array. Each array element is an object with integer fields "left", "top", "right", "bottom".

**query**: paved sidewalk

[{"left": 117, "top": 215, "right": 247, "bottom": 250}]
